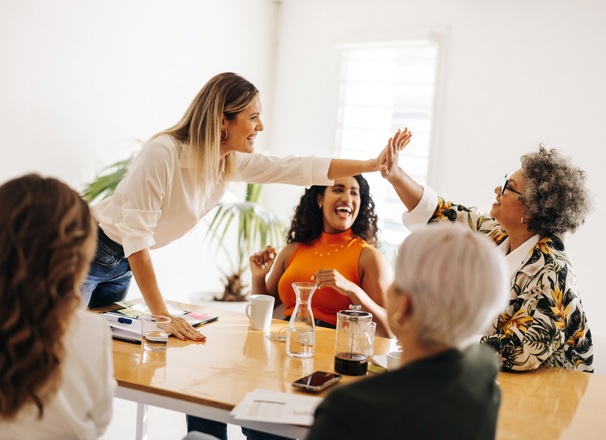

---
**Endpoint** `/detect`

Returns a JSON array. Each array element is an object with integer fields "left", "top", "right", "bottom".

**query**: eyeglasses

[{"left": 500, "top": 174, "right": 523, "bottom": 196}]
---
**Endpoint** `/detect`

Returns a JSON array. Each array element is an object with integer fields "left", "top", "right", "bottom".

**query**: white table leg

[{"left": 135, "top": 402, "right": 149, "bottom": 440}]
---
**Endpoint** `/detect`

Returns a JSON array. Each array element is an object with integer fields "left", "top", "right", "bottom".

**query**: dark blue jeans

[
  {"left": 186, "top": 415, "right": 293, "bottom": 440},
  {"left": 81, "top": 227, "right": 132, "bottom": 309}
]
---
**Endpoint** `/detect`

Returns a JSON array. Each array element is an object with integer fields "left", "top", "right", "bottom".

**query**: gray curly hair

[{"left": 520, "top": 146, "right": 592, "bottom": 236}]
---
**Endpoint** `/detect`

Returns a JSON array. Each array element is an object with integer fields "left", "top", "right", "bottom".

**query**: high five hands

[{"left": 380, "top": 128, "right": 412, "bottom": 179}]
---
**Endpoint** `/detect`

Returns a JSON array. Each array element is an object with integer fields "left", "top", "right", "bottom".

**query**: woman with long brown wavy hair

[{"left": 0, "top": 174, "right": 115, "bottom": 439}]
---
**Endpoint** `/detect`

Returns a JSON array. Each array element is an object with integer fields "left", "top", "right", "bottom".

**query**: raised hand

[
  {"left": 381, "top": 128, "right": 412, "bottom": 181},
  {"left": 249, "top": 245, "right": 277, "bottom": 279}
]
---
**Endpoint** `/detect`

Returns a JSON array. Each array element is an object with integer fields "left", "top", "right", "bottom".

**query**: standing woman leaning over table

[
  {"left": 83, "top": 72, "right": 410, "bottom": 341},
  {"left": 381, "top": 131, "right": 594, "bottom": 372}
]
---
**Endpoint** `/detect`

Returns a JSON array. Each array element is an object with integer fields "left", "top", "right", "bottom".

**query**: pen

[{"left": 104, "top": 313, "right": 134, "bottom": 325}]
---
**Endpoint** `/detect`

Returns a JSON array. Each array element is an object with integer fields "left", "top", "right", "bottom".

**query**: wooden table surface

[
  {"left": 110, "top": 301, "right": 606, "bottom": 439},
  {"left": 112, "top": 303, "right": 392, "bottom": 410},
  {"left": 497, "top": 365, "right": 606, "bottom": 440}
]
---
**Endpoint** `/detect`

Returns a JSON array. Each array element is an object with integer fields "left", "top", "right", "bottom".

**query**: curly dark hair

[
  {"left": 520, "top": 146, "right": 592, "bottom": 236},
  {"left": 286, "top": 175, "right": 380, "bottom": 246},
  {"left": 0, "top": 174, "right": 97, "bottom": 420}
]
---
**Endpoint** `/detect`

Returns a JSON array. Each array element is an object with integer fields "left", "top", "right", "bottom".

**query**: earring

[
  {"left": 521, "top": 216, "right": 527, "bottom": 224},
  {"left": 318, "top": 204, "right": 323, "bottom": 209},
  {"left": 221, "top": 129, "right": 227, "bottom": 140}
]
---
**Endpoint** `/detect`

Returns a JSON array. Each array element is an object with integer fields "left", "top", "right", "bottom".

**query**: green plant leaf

[
  {"left": 204, "top": 185, "right": 286, "bottom": 274},
  {"left": 81, "top": 156, "right": 135, "bottom": 203}
]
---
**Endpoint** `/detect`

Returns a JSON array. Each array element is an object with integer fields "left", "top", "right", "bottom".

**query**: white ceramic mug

[{"left": 245, "top": 294, "right": 275, "bottom": 332}]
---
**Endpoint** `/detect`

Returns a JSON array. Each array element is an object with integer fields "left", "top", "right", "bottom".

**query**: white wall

[
  {"left": 0, "top": 0, "right": 279, "bottom": 299},
  {"left": 265, "top": 0, "right": 606, "bottom": 336},
  {"left": 2, "top": 0, "right": 605, "bottom": 338}
]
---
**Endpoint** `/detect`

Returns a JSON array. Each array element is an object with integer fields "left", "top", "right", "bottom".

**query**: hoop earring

[
  {"left": 521, "top": 216, "right": 527, "bottom": 225},
  {"left": 221, "top": 129, "right": 227, "bottom": 140}
]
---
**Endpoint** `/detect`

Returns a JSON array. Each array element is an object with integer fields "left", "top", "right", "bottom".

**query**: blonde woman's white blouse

[{"left": 93, "top": 135, "right": 333, "bottom": 257}]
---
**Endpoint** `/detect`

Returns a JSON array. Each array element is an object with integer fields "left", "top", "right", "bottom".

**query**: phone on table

[{"left": 292, "top": 371, "right": 342, "bottom": 393}]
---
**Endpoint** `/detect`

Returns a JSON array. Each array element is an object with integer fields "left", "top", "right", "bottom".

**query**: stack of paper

[{"left": 230, "top": 389, "right": 322, "bottom": 426}]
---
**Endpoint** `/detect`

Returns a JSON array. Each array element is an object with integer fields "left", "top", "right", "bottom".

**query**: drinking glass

[{"left": 141, "top": 315, "right": 170, "bottom": 352}]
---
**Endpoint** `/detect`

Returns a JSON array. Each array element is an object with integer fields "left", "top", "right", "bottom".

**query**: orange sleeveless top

[{"left": 278, "top": 230, "right": 368, "bottom": 325}]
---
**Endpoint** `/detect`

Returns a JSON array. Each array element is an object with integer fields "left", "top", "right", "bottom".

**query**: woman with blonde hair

[
  {"left": 0, "top": 174, "right": 115, "bottom": 439},
  {"left": 84, "top": 71, "right": 410, "bottom": 341}
]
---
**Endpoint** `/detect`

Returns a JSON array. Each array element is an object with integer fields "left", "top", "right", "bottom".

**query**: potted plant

[
  {"left": 205, "top": 183, "right": 285, "bottom": 301},
  {"left": 81, "top": 154, "right": 286, "bottom": 302}
]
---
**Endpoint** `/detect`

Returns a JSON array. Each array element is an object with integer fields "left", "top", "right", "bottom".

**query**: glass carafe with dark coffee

[{"left": 334, "top": 305, "right": 374, "bottom": 376}]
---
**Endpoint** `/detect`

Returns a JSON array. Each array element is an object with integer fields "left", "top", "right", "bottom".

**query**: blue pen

[{"left": 104, "top": 313, "right": 133, "bottom": 325}]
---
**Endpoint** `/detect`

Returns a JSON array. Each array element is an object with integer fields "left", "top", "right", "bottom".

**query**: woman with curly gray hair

[{"left": 381, "top": 131, "right": 593, "bottom": 372}]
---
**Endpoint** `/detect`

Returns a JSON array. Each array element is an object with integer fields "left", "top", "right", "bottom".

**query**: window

[{"left": 335, "top": 41, "right": 440, "bottom": 245}]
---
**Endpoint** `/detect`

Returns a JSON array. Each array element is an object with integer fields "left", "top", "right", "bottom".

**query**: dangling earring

[
  {"left": 318, "top": 204, "right": 323, "bottom": 209},
  {"left": 221, "top": 129, "right": 227, "bottom": 140}
]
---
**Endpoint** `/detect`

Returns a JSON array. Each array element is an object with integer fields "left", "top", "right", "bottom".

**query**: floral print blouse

[{"left": 428, "top": 197, "right": 594, "bottom": 372}]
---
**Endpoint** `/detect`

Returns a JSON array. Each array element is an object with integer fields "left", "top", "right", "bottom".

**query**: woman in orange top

[{"left": 250, "top": 175, "right": 393, "bottom": 337}]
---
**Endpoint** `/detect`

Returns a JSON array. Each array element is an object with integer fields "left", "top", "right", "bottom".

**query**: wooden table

[
  {"left": 111, "top": 301, "right": 606, "bottom": 440},
  {"left": 497, "top": 366, "right": 606, "bottom": 440},
  {"left": 111, "top": 302, "right": 392, "bottom": 439}
]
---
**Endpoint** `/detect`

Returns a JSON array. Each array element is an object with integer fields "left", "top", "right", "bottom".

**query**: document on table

[
  {"left": 102, "top": 313, "right": 142, "bottom": 343},
  {"left": 230, "top": 389, "right": 322, "bottom": 426},
  {"left": 114, "top": 301, "right": 218, "bottom": 326}
]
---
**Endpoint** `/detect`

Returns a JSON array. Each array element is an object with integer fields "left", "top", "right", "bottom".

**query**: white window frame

[{"left": 334, "top": 34, "right": 444, "bottom": 246}]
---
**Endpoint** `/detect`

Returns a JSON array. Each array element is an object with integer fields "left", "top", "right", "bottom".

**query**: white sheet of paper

[
  {"left": 371, "top": 354, "right": 388, "bottom": 369},
  {"left": 230, "top": 389, "right": 322, "bottom": 426}
]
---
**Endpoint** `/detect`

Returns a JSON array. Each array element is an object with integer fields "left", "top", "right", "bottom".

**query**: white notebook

[{"left": 103, "top": 313, "right": 142, "bottom": 343}]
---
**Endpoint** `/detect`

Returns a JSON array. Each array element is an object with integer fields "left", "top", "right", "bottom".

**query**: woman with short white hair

[
  {"left": 392, "top": 223, "right": 509, "bottom": 350},
  {"left": 308, "top": 223, "right": 509, "bottom": 440}
]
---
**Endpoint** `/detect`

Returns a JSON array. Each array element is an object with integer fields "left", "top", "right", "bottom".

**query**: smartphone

[{"left": 292, "top": 371, "right": 342, "bottom": 392}]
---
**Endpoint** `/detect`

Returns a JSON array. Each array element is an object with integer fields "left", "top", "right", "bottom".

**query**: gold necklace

[{"left": 313, "top": 235, "right": 355, "bottom": 257}]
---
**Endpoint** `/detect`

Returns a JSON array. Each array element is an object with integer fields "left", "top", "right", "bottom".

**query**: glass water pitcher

[{"left": 286, "top": 282, "right": 317, "bottom": 358}]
